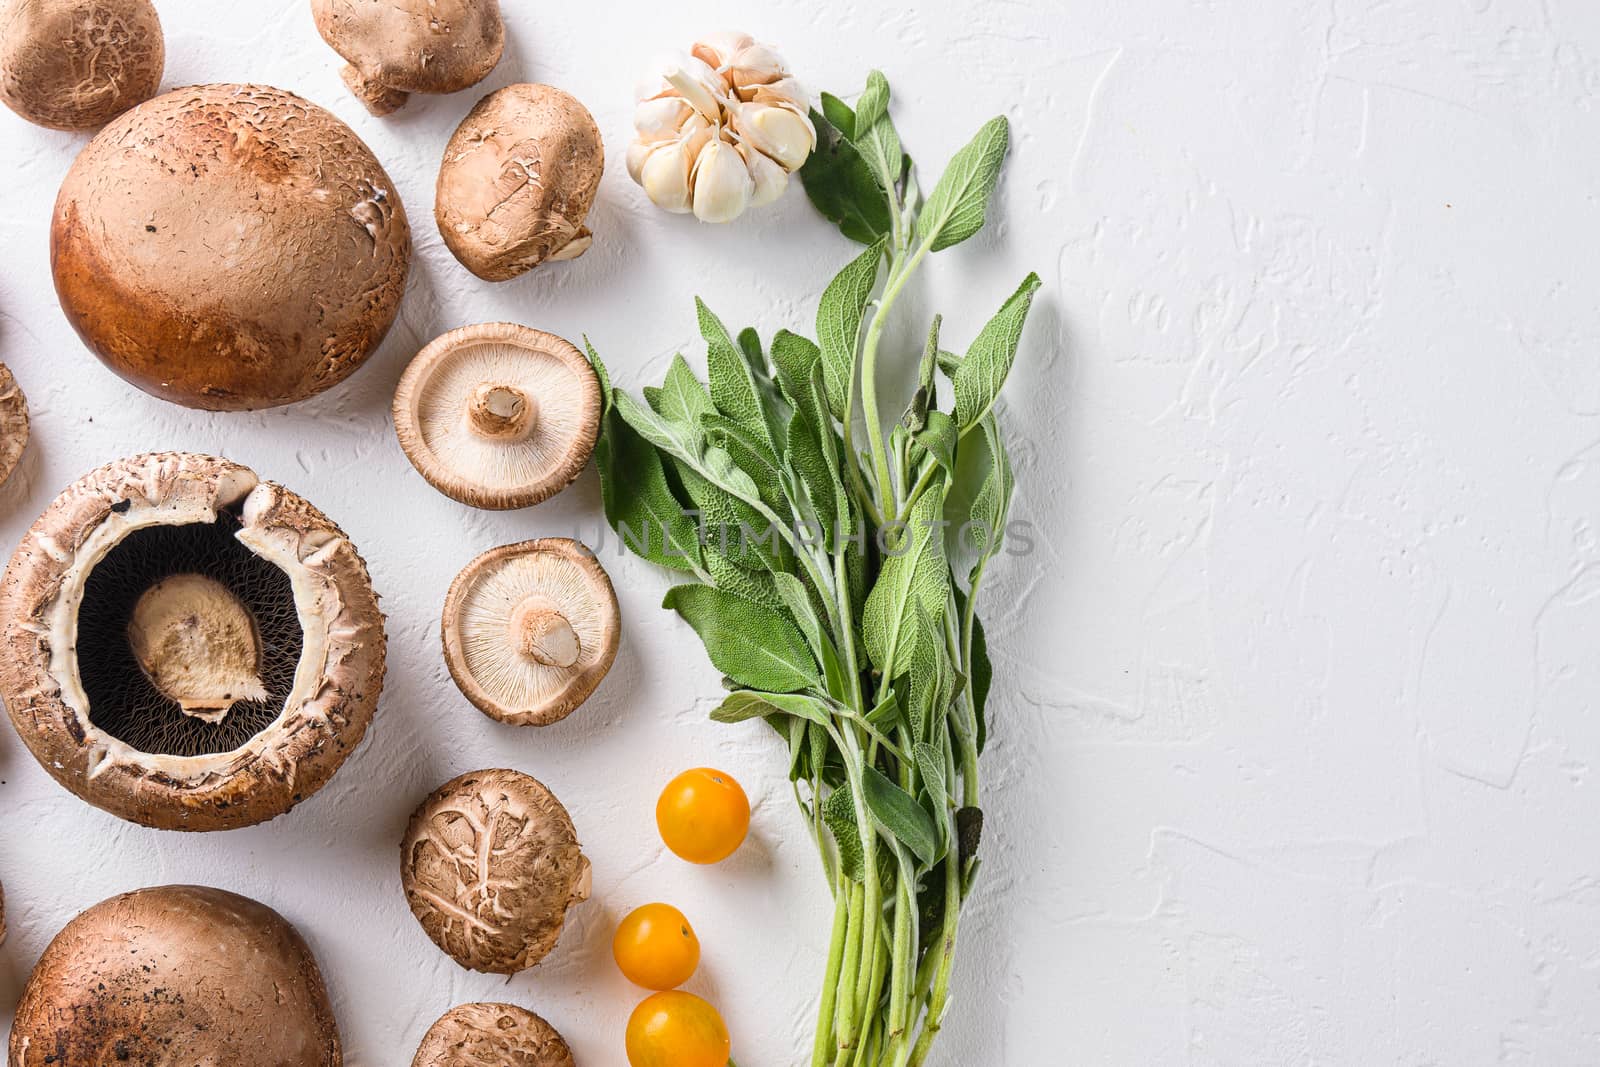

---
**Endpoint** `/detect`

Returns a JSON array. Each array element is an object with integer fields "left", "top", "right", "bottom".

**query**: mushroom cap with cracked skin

[
  {"left": 50, "top": 84, "right": 411, "bottom": 411},
  {"left": 0, "top": 0, "right": 164, "bottom": 130},
  {"left": 442, "top": 539, "right": 620, "bottom": 726},
  {"left": 412, "top": 1002, "right": 575, "bottom": 1067},
  {"left": 436, "top": 83, "right": 603, "bottom": 281},
  {"left": 312, "top": 0, "right": 504, "bottom": 116},
  {"left": 0, "top": 360, "right": 28, "bottom": 488},
  {"left": 393, "top": 323, "right": 602, "bottom": 510},
  {"left": 0, "top": 452, "right": 386, "bottom": 831},
  {"left": 10, "top": 885, "right": 341, "bottom": 1066},
  {"left": 401, "top": 768, "right": 591, "bottom": 974}
]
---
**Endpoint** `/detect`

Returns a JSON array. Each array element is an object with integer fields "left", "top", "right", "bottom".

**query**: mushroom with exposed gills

[
  {"left": 393, "top": 323, "right": 602, "bottom": 510},
  {"left": 412, "top": 1003, "right": 575, "bottom": 1067},
  {"left": 0, "top": 0, "right": 164, "bottom": 130},
  {"left": 312, "top": 0, "right": 504, "bottom": 116},
  {"left": 442, "top": 538, "right": 620, "bottom": 726},
  {"left": 401, "top": 769, "right": 592, "bottom": 974},
  {"left": 436, "top": 83, "right": 604, "bottom": 280},
  {"left": 0, "top": 453, "right": 386, "bottom": 831},
  {"left": 10, "top": 885, "right": 342, "bottom": 1066}
]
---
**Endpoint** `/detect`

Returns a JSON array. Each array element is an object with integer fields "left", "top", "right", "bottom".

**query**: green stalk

[
  {"left": 813, "top": 878, "right": 852, "bottom": 1067},
  {"left": 833, "top": 880, "right": 866, "bottom": 1051}
]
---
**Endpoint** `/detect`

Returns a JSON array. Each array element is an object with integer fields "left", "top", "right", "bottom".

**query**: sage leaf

[
  {"left": 801, "top": 108, "right": 893, "bottom": 246},
  {"left": 595, "top": 407, "right": 703, "bottom": 574},
  {"left": 824, "top": 784, "right": 865, "bottom": 882},
  {"left": 916, "top": 115, "right": 1010, "bottom": 253},
  {"left": 862, "top": 765, "right": 940, "bottom": 866},
  {"left": 652, "top": 354, "right": 716, "bottom": 425},
  {"left": 863, "top": 476, "right": 950, "bottom": 672},
  {"left": 662, "top": 584, "right": 817, "bottom": 693},
  {"left": 853, "top": 71, "right": 905, "bottom": 200},
  {"left": 714, "top": 689, "right": 834, "bottom": 727},
  {"left": 816, "top": 238, "right": 886, "bottom": 419},
  {"left": 699, "top": 299, "right": 772, "bottom": 445},
  {"left": 914, "top": 741, "right": 950, "bottom": 814},
  {"left": 970, "top": 609, "right": 992, "bottom": 752},
  {"left": 820, "top": 92, "right": 856, "bottom": 139},
  {"left": 704, "top": 551, "right": 786, "bottom": 612},
  {"left": 953, "top": 273, "right": 1042, "bottom": 430},
  {"left": 915, "top": 410, "right": 957, "bottom": 477}
]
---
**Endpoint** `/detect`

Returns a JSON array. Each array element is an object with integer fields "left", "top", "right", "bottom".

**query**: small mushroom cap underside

[
  {"left": 0, "top": 0, "right": 165, "bottom": 131},
  {"left": 402, "top": 769, "right": 591, "bottom": 975},
  {"left": 312, "top": 0, "right": 504, "bottom": 113},
  {"left": 0, "top": 452, "right": 386, "bottom": 831},
  {"left": 50, "top": 84, "right": 411, "bottom": 411},
  {"left": 443, "top": 539, "right": 620, "bottom": 727},
  {"left": 10, "top": 885, "right": 341, "bottom": 1066},
  {"left": 0, "top": 361, "right": 29, "bottom": 488},
  {"left": 411, "top": 1002, "right": 575, "bottom": 1067},
  {"left": 394, "top": 323, "right": 601, "bottom": 511},
  {"left": 128, "top": 572, "right": 269, "bottom": 720},
  {"left": 435, "top": 83, "right": 604, "bottom": 281}
]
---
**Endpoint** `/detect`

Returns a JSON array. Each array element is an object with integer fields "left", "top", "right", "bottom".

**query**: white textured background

[{"left": 2, "top": 1, "right": 1598, "bottom": 1064}]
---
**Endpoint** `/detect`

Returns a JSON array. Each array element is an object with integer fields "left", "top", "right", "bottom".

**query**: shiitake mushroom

[
  {"left": 0, "top": 453, "right": 386, "bottom": 831},
  {"left": 412, "top": 1003, "right": 574, "bottom": 1067},
  {"left": 401, "top": 769, "right": 590, "bottom": 974},
  {"left": 0, "top": 0, "right": 164, "bottom": 131}
]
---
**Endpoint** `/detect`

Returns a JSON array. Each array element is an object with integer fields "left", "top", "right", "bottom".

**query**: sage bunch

[{"left": 590, "top": 70, "right": 1038, "bottom": 1066}]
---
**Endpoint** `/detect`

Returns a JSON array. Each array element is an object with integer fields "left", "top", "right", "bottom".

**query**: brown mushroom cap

[
  {"left": 10, "top": 885, "right": 341, "bottom": 1066},
  {"left": 412, "top": 1003, "right": 575, "bottom": 1067},
  {"left": 312, "top": 0, "right": 504, "bottom": 116},
  {"left": 0, "top": 360, "right": 28, "bottom": 488},
  {"left": 436, "top": 84, "right": 603, "bottom": 281},
  {"left": 0, "top": 0, "right": 164, "bottom": 131},
  {"left": 0, "top": 453, "right": 386, "bottom": 831},
  {"left": 443, "top": 539, "right": 619, "bottom": 726},
  {"left": 393, "top": 323, "right": 601, "bottom": 510},
  {"left": 401, "top": 768, "right": 591, "bottom": 974},
  {"left": 50, "top": 84, "right": 411, "bottom": 411}
]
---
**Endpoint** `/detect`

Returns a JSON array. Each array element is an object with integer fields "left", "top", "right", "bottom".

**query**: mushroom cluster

[
  {"left": 0, "top": 453, "right": 386, "bottom": 831},
  {"left": 51, "top": 84, "right": 411, "bottom": 410},
  {"left": 393, "top": 323, "right": 602, "bottom": 509},
  {"left": 0, "top": 0, "right": 165, "bottom": 130},
  {"left": 413, "top": 1003, "right": 575, "bottom": 1067},
  {"left": 11, "top": 885, "right": 342, "bottom": 1065},
  {"left": 443, "top": 538, "right": 620, "bottom": 726},
  {"left": 436, "top": 84, "right": 604, "bottom": 281},
  {"left": 312, "top": 0, "right": 504, "bottom": 115},
  {"left": 401, "top": 768, "right": 590, "bottom": 974},
  {"left": 628, "top": 31, "right": 815, "bottom": 222}
]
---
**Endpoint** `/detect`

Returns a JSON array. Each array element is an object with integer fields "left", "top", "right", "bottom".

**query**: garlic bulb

[{"left": 630, "top": 32, "right": 816, "bottom": 223}]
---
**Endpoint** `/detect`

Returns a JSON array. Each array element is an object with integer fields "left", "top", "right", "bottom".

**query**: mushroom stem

[
  {"left": 509, "top": 596, "right": 581, "bottom": 668},
  {"left": 339, "top": 63, "right": 409, "bottom": 116},
  {"left": 127, "top": 573, "right": 268, "bottom": 721},
  {"left": 467, "top": 383, "right": 538, "bottom": 441}
]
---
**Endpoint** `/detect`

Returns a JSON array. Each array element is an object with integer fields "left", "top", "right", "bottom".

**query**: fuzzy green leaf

[
  {"left": 915, "top": 410, "right": 958, "bottom": 476},
  {"left": 914, "top": 741, "right": 950, "bottom": 815},
  {"left": 824, "top": 785, "right": 865, "bottom": 882},
  {"left": 953, "top": 273, "right": 1041, "bottom": 430},
  {"left": 853, "top": 71, "right": 905, "bottom": 199},
  {"left": 662, "top": 584, "right": 817, "bottom": 693},
  {"left": 916, "top": 115, "right": 1010, "bottom": 253},
  {"left": 862, "top": 765, "right": 940, "bottom": 866},
  {"left": 713, "top": 690, "right": 834, "bottom": 727},
  {"left": 816, "top": 238, "right": 885, "bottom": 419},
  {"left": 863, "top": 476, "right": 950, "bottom": 672},
  {"left": 651, "top": 354, "right": 717, "bottom": 425},
  {"left": 595, "top": 408, "right": 703, "bottom": 574},
  {"left": 801, "top": 109, "right": 893, "bottom": 246},
  {"left": 699, "top": 299, "right": 772, "bottom": 445},
  {"left": 820, "top": 92, "right": 856, "bottom": 139},
  {"left": 971, "top": 610, "right": 992, "bottom": 752}
]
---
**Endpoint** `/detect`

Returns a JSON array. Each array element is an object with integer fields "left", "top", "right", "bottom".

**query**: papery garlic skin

[{"left": 630, "top": 31, "right": 815, "bottom": 224}]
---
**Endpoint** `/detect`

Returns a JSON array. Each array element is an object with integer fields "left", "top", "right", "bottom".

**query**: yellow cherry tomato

[
  {"left": 656, "top": 767, "right": 750, "bottom": 864},
  {"left": 625, "top": 990, "right": 731, "bottom": 1067},
  {"left": 613, "top": 903, "right": 701, "bottom": 990}
]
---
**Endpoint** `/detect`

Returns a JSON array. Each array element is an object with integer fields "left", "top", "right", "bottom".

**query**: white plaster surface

[{"left": 1, "top": 1, "right": 1598, "bottom": 1063}]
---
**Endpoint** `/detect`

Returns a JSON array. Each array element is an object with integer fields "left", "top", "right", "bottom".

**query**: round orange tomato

[
  {"left": 625, "top": 990, "right": 731, "bottom": 1067},
  {"left": 613, "top": 903, "right": 701, "bottom": 990},
  {"left": 656, "top": 768, "right": 750, "bottom": 864}
]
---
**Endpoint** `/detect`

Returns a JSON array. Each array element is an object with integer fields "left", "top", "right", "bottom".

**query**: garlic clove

[
  {"left": 729, "top": 43, "right": 790, "bottom": 89},
  {"left": 642, "top": 140, "right": 695, "bottom": 213},
  {"left": 738, "top": 142, "right": 789, "bottom": 207},
  {"left": 691, "top": 139, "right": 753, "bottom": 223},
  {"left": 732, "top": 101, "right": 816, "bottom": 172},
  {"left": 664, "top": 56, "right": 727, "bottom": 121},
  {"left": 692, "top": 31, "right": 754, "bottom": 70},
  {"left": 626, "top": 140, "right": 655, "bottom": 184},
  {"left": 748, "top": 76, "right": 809, "bottom": 111},
  {"left": 635, "top": 94, "right": 693, "bottom": 140}
]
